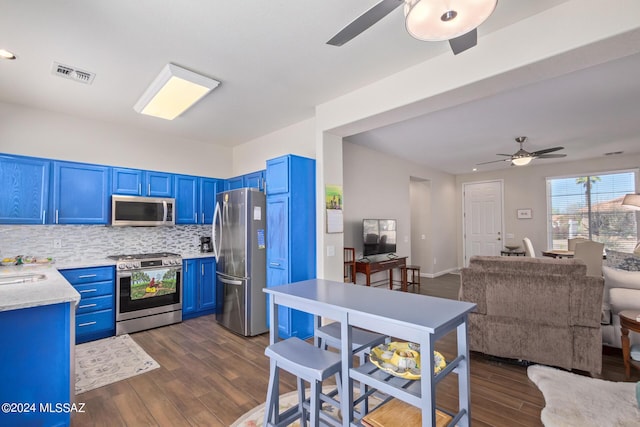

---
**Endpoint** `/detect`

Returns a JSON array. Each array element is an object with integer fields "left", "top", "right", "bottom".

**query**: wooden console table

[{"left": 356, "top": 256, "right": 407, "bottom": 289}]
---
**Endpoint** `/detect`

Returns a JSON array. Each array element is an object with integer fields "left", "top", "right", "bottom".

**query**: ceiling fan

[
  {"left": 326, "top": 0, "right": 497, "bottom": 55},
  {"left": 477, "top": 136, "right": 566, "bottom": 167}
]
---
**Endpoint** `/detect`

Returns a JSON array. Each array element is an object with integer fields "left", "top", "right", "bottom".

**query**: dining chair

[
  {"left": 568, "top": 237, "right": 589, "bottom": 251},
  {"left": 523, "top": 237, "right": 536, "bottom": 257},
  {"left": 574, "top": 241, "right": 605, "bottom": 277}
]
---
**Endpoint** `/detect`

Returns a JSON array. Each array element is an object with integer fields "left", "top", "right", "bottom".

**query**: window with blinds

[{"left": 546, "top": 170, "right": 638, "bottom": 251}]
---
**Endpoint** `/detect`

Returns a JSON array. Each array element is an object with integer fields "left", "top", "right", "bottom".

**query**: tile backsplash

[{"left": 0, "top": 224, "right": 211, "bottom": 264}]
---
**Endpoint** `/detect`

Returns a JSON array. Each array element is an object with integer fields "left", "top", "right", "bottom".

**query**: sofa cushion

[
  {"left": 609, "top": 288, "right": 640, "bottom": 314},
  {"left": 605, "top": 250, "right": 640, "bottom": 271},
  {"left": 603, "top": 266, "right": 640, "bottom": 301},
  {"left": 469, "top": 255, "right": 587, "bottom": 275}
]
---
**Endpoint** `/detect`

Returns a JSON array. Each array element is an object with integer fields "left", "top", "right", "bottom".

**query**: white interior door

[{"left": 463, "top": 181, "right": 504, "bottom": 266}]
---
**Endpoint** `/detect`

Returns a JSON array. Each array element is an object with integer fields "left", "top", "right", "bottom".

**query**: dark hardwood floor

[{"left": 71, "top": 274, "right": 638, "bottom": 426}]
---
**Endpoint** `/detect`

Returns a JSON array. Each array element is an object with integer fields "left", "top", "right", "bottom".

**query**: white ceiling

[{"left": 2, "top": 1, "right": 639, "bottom": 174}]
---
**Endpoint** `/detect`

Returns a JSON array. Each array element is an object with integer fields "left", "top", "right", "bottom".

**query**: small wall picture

[{"left": 517, "top": 208, "right": 532, "bottom": 219}]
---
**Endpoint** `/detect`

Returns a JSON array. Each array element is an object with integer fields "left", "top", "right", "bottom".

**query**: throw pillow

[{"left": 605, "top": 249, "right": 640, "bottom": 271}]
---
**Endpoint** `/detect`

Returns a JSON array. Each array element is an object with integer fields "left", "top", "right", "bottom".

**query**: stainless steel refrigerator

[{"left": 213, "top": 188, "right": 268, "bottom": 336}]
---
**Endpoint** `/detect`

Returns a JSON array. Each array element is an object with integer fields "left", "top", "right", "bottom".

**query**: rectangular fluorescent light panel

[{"left": 134, "top": 63, "right": 220, "bottom": 120}]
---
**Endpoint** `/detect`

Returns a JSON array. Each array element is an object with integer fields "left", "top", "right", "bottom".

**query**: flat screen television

[{"left": 363, "top": 219, "right": 397, "bottom": 257}]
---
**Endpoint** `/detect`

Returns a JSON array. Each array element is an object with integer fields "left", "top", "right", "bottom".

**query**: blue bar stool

[
  {"left": 315, "top": 322, "right": 388, "bottom": 415},
  {"left": 264, "top": 337, "right": 342, "bottom": 427}
]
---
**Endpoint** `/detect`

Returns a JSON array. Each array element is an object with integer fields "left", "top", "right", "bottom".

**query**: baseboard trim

[{"left": 422, "top": 267, "right": 460, "bottom": 279}]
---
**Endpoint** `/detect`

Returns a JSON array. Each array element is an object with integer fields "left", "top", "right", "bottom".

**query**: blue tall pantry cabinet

[{"left": 266, "top": 154, "right": 315, "bottom": 339}]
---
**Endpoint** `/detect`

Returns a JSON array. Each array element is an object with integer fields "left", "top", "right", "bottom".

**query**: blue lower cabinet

[
  {"left": 60, "top": 266, "right": 115, "bottom": 343},
  {"left": 0, "top": 303, "right": 74, "bottom": 427},
  {"left": 183, "top": 257, "right": 217, "bottom": 320}
]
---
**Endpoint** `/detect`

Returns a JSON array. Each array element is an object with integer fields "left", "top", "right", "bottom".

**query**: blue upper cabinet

[
  {"left": 112, "top": 167, "right": 143, "bottom": 195},
  {"left": 174, "top": 175, "right": 199, "bottom": 224},
  {"left": 243, "top": 170, "right": 265, "bottom": 190},
  {"left": 51, "top": 161, "right": 110, "bottom": 224},
  {"left": 224, "top": 176, "right": 244, "bottom": 191},
  {"left": 112, "top": 168, "right": 173, "bottom": 197},
  {"left": 146, "top": 171, "right": 173, "bottom": 197},
  {"left": 266, "top": 157, "right": 289, "bottom": 195},
  {"left": 0, "top": 155, "right": 50, "bottom": 224},
  {"left": 200, "top": 178, "right": 219, "bottom": 224}
]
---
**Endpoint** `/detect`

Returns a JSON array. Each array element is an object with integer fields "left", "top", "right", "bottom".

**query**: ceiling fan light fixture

[
  {"left": 404, "top": 0, "right": 497, "bottom": 41},
  {"left": 511, "top": 156, "right": 533, "bottom": 166}
]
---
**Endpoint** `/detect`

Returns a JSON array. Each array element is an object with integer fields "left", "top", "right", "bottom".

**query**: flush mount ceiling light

[
  {"left": 404, "top": 0, "right": 498, "bottom": 41},
  {"left": 134, "top": 63, "right": 220, "bottom": 120},
  {"left": 0, "top": 49, "right": 17, "bottom": 60}
]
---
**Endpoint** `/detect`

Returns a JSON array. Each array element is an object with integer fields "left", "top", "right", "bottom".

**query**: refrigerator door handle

[
  {"left": 218, "top": 276, "right": 243, "bottom": 286},
  {"left": 212, "top": 201, "right": 222, "bottom": 262}
]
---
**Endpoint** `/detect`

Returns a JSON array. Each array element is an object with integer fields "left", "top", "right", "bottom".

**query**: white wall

[
  {"left": 343, "top": 141, "right": 457, "bottom": 277},
  {"left": 231, "top": 118, "right": 316, "bottom": 175},
  {"left": 455, "top": 152, "right": 640, "bottom": 263},
  {"left": 410, "top": 178, "right": 432, "bottom": 273},
  {"left": 0, "top": 102, "right": 233, "bottom": 177}
]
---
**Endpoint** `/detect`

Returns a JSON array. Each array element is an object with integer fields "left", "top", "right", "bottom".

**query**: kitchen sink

[{"left": 0, "top": 273, "right": 47, "bottom": 285}]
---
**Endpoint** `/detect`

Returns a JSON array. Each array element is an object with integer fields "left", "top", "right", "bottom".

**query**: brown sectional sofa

[{"left": 460, "top": 256, "right": 604, "bottom": 374}]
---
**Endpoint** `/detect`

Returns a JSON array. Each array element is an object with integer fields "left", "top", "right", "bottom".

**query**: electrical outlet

[{"left": 53, "top": 239, "right": 62, "bottom": 249}]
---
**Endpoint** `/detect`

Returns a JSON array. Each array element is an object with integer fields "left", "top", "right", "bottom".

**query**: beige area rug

[
  {"left": 527, "top": 364, "right": 640, "bottom": 426},
  {"left": 231, "top": 387, "right": 382, "bottom": 427},
  {"left": 75, "top": 334, "right": 159, "bottom": 394}
]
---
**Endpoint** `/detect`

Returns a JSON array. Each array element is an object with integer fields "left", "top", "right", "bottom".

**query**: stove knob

[
  {"left": 134, "top": 262, "right": 141, "bottom": 268},
  {"left": 172, "top": 259, "right": 179, "bottom": 265},
  {"left": 126, "top": 262, "right": 133, "bottom": 269},
  {"left": 118, "top": 264, "right": 125, "bottom": 270},
  {"left": 162, "top": 259, "right": 169, "bottom": 266}
]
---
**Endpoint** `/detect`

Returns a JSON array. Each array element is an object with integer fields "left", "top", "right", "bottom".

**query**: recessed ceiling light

[
  {"left": 0, "top": 49, "right": 17, "bottom": 60},
  {"left": 472, "top": 168, "right": 478, "bottom": 172}
]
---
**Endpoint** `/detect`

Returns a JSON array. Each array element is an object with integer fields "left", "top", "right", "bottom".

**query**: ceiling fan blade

[
  {"left": 476, "top": 158, "right": 510, "bottom": 165},
  {"left": 531, "top": 146, "right": 564, "bottom": 156},
  {"left": 326, "top": 0, "right": 403, "bottom": 46},
  {"left": 448, "top": 29, "right": 477, "bottom": 55},
  {"left": 537, "top": 154, "right": 567, "bottom": 159}
]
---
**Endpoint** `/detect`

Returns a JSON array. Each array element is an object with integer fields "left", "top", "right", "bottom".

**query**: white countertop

[
  {"left": 0, "top": 252, "right": 215, "bottom": 313},
  {"left": 0, "top": 264, "right": 81, "bottom": 313}
]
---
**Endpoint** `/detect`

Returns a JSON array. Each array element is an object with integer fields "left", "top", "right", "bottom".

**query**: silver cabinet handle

[
  {"left": 79, "top": 303, "right": 97, "bottom": 309},
  {"left": 79, "top": 289, "right": 97, "bottom": 294},
  {"left": 42, "top": 209, "right": 46, "bottom": 224},
  {"left": 194, "top": 213, "right": 197, "bottom": 222},
  {"left": 201, "top": 264, "right": 204, "bottom": 275},
  {"left": 78, "top": 274, "right": 97, "bottom": 279},
  {"left": 269, "top": 262, "right": 280, "bottom": 267},
  {"left": 148, "top": 183, "right": 151, "bottom": 195},
  {"left": 201, "top": 212, "right": 204, "bottom": 224},
  {"left": 78, "top": 321, "right": 97, "bottom": 327},
  {"left": 55, "top": 209, "right": 59, "bottom": 224},
  {"left": 138, "top": 183, "right": 142, "bottom": 195}
]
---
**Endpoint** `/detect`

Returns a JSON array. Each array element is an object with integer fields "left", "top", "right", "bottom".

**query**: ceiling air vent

[{"left": 51, "top": 62, "right": 95, "bottom": 85}]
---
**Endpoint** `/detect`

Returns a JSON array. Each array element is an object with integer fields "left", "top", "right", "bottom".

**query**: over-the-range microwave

[{"left": 111, "top": 195, "right": 175, "bottom": 226}]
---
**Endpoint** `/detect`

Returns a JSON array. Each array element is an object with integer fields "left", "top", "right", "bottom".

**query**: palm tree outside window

[{"left": 546, "top": 170, "right": 638, "bottom": 251}]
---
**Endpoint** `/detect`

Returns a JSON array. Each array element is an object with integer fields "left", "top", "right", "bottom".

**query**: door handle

[{"left": 219, "top": 277, "right": 243, "bottom": 286}]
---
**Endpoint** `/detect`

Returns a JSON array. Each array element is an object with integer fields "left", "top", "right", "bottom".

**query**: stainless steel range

[{"left": 108, "top": 252, "right": 182, "bottom": 335}]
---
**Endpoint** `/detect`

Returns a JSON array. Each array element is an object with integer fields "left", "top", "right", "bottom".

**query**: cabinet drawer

[
  {"left": 76, "top": 309, "right": 114, "bottom": 335},
  {"left": 74, "top": 280, "right": 113, "bottom": 299},
  {"left": 61, "top": 266, "right": 114, "bottom": 284},
  {"left": 76, "top": 294, "right": 113, "bottom": 315}
]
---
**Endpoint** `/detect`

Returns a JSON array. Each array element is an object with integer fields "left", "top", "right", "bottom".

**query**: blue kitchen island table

[{"left": 264, "top": 279, "right": 476, "bottom": 427}]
